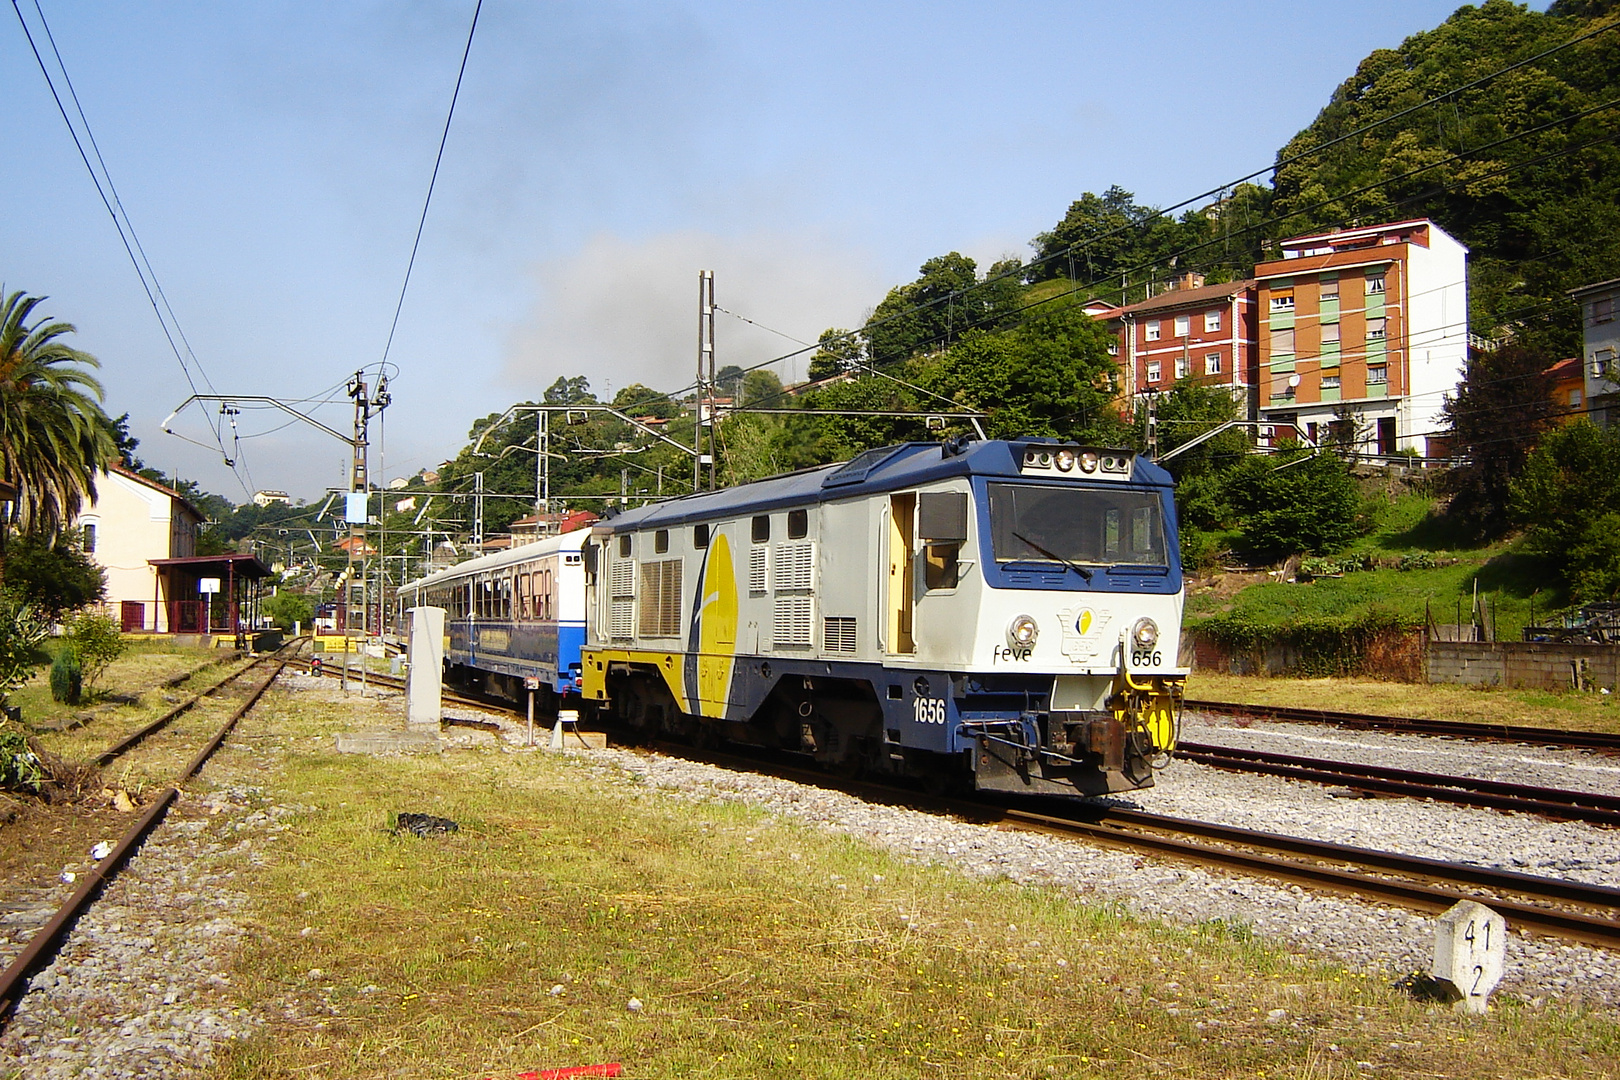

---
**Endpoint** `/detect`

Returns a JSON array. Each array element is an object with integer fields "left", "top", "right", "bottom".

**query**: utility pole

[
  {"left": 698, "top": 270, "right": 716, "bottom": 491},
  {"left": 344, "top": 370, "right": 390, "bottom": 696},
  {"left": 472, "top": 471, "right": 485, "bottom": 549}
]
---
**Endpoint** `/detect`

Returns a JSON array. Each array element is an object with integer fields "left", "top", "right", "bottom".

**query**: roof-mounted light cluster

[{"left": 1019, "top": 446, "right": 1132, "bottom": 480}]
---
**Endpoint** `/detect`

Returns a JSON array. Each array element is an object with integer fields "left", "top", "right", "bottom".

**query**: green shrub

[
  {"left": 0, "top": 599, "right": 49, "bottom": 711},
  {"left": 263, "top": 590, "right": 315, "bottom": 632},
  {"left": 49, "top": 647, "right": 82, "bottom": 705},
  {"left": 62, "top": 611, "right": 125, "bottom": 690}
]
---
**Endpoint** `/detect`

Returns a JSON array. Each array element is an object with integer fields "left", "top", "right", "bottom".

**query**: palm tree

[{"left": 0, "top": 290, "right": 115, "bottom": 538}]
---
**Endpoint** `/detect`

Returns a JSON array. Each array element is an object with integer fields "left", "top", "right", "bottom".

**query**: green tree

[
  {"left": 1510, "top": 421, "right": 1620, "bottom": 600},
  {"left": 263, "top": 590, "right": 315, "bottom": 632},
  {"left": 0, "top": 290, "right": 116, "bottom": 537},
  {"left": 1225, "top": 448, "right": 1362, "bottom": 561},
  {"left": 1441, "top": 344, "right": 1559, "bottom": 540},
  {"left": 807, "top": 327, "right": 864, "bottom": 381},
  {"left": 612, "top": 383, "right": 676, "bottom": 419},
  {"left": 542, "top": 376, "right": 595, "bottom": 405},
  {"left": 740, "top": 369, "right": 783, "bottom": 407},
  {"left": 0, "top": 533, "right": 106, "bottom": 617},
  {"left": 863, "top": 252, "right": 1015, "bottom": 364}
]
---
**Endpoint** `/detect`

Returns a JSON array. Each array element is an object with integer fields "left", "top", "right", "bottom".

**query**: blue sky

[{"left": 2, "top": 0, "right": 1480, "bottom": 501}]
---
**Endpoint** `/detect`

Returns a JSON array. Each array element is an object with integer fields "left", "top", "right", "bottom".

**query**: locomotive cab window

[
  {"left": 694, "top": 523, "right": 710, "bottom": 548},
  {"left": 787, "top": 508, "right": 809, "bottom": 539},
  {"left": 751, "top": 515, "right": 770, "bottom": 543},
  {"left": 618, "top": 535, "right": 632, "bottom": 558},
  {"left": 919, "top": 491, "right": 968, "bottom": 591},
  {"left": 988, "top": 483, "right": 1167, "bottom": 568},
  {"left": 655, "top": 529, "right": 670, "bottom": 554}
]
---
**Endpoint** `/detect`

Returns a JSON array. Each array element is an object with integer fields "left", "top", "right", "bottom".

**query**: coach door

[{"left": 887, "top": 493, "right": 916, "bottom": 654}]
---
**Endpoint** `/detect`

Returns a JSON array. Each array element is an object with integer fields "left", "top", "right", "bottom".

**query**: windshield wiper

[{"left": 1012, "top": 531, "right": 1093, "bottom": 582}]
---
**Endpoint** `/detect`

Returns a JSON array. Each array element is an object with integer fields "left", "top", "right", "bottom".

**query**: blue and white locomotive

[{"left": 578, "top": 438, "right": 1185, "bottom": 796}]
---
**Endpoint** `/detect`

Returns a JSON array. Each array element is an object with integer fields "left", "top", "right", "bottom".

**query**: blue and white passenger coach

[
  {"left": 581, "top": 438, "right": 1185, "bottom": 796},
  {"left": 398, "top": 529, "right": 588, "bottom": 704}
]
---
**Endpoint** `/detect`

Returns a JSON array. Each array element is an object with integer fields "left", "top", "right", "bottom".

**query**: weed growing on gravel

[{"left": 203, "top": 691, "right": 1620, "bottom": 1080}]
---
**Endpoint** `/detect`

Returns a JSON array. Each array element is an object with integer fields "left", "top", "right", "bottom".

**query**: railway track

[
  {"left": 1187, "top": 698, "right": 1620, "bottom": 753},
  {"left": 647, "top": 741, "right": 1620, "bottom": 950},
  {"left": 0, "top": 650, "right": 294, "bottom": 1024},
  {"left": 1176, "top": 740, "right": 1620, "bottom": 828}
]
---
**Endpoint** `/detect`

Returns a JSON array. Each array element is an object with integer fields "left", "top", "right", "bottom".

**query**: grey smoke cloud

[{"left": 504, "top": 230, "right": 887, "bottom": 399}]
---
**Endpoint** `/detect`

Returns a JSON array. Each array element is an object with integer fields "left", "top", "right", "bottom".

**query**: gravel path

[
  {"left": 547, "top": 729, "right": 1620, "bottom": 1013},
  {"left": 0, "top": 785, "right": 286, "bottom": 1079}
]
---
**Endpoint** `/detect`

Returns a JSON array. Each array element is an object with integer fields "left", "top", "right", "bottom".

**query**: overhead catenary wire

[
  {"left": 378, "top": 0, "right": 483, "bottom": 370},
  {"left": 10, "top": 0, "right": 251, "bottom": 495}
]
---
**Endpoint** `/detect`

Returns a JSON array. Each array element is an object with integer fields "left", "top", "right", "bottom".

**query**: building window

[
  {"left": 1108, "top": 340, "right": 1119, "bottom": 355},
  {"left": 1594, "top": 297, "right": 1615, "bottom": 324},
  {"left": 1272, "top": 327, "right": 1295, "bottom": 355},
  {"left": 1321, "top": 375, "right": 1341, "bottom": 390},
  {"left": 1367, "top": 317, "right": 1386, "bottom": 339},
  {"left": 1595, "top": 348, "right": 1618, "bottom": 378},
  {"left": 1204, "top": 310, "right": 1221, "bottom": 332},
  {"left": 1145, "top": 320, "right": 1161, "bottom": 341},
  {"left": 1367, "top": 366, "right": 1388, "bottom": 385},
  {"left": 1366, "top": 275, "right": 1386, "bottom": 294},
  {"left": 1321, "top": 322, "right": 1341, "bottom": 344},
  {"left": 82, "top": 522, "right": 96, "bottom": 553},
  {"left": 1204, "top": 352, "right": 1222, "bottom": 375},
  {"left": 1320, "top": 276, "right": 1339, "bottom": 300},
  {"left": 1175, "top": 355, "right": 1189, "bottom": 380},
  {"left": 1571, "top": 389, "right": 1584, "bottom": 407},
  {"left": 1146, "top": 360, "right": 1161, "bottom": 383},
  {"left": 1270, "top": 292, "right": 1294, "bottom": 311},
  {"left": 1174, "top": 315, "right": 1190, "bottom": 338}
]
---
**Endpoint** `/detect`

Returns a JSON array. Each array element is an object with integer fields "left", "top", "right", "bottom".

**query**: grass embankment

[
  {"left": 1188, "top": 492, "right": 1561, "bottom": 643},
  {"left": 207, "top": 693, "right": 1620, "bottom": 1079}
]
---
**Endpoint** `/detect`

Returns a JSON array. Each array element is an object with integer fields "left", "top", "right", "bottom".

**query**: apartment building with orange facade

[{"left": 1253, "top": 219, "right": 1468, "bottom": 457}]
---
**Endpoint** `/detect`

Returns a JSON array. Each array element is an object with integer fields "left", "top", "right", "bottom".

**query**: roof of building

[
  {"left": 1116, "top": 279, "right": 1254, "bottom": 317},
  {"left": 1570, "top": 278, "right": 1620, "bottom": 299},
  {"left": 1546, "top": 356, "right": 1583, "bottom": 382},
  {"left": 107, "top": 464, "right": 204, "bottom": 521},
  {"left": 147, "top": 552, "right": 273, "bottom": 579}
]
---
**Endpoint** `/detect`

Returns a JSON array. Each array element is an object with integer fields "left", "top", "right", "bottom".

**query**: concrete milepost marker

[
  {"left": 407, "top": 607, "right": 446, "bottom": 732},
  {"left": 1433, "top": 900, "right": 1506, "bottom": 1014}
]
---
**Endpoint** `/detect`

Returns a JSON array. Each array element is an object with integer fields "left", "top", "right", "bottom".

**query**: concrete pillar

[
  {"left": 1432, "top": 900, "right": 1506, "bottom": 1014},
  {"left": 406, "top": 607, "right": 445, "bottom": 731}
]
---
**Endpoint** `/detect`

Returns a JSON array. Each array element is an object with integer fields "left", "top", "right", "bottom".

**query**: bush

[
  {"left": 49, "top": 647, "right": 82, "bottom": 705},
  {"left": 62, "top": 611, "right": 125, "bottom": 690},
  {"left": 0, "top": 534, "right": 106, "bottom": 618},
  {"left": 0, "top": 599, "right": 49, "bottom": 710},
  {"left": 1226, "top": 448, "right": 1362, "bottom": 561},
  {"left": 263, "top": 590, "right": 315, "bottom": 632}
]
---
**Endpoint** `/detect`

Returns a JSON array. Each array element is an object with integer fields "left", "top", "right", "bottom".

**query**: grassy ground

[
  {"left": 200, "top": 689, "right": 1620, "bottom": 1079},
  {"left": 1188, "top": 672, "right": 1620, "bottom": 734},
  {"left": 1187, "top": 490, "right": 1564, "bottom": 642}
]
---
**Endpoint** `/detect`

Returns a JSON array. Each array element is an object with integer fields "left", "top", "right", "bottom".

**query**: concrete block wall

[{"left": 1427, "top": 641, "right": 1620, "bottom": 689}]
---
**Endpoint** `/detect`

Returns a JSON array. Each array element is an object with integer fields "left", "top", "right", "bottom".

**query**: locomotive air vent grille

[
  {"left": 774, "top": 596, "right": 813, "bottom": 648},
  {"left": 774, "top": 542, "right": 815, "bottom": 592},
  {"left": 823, "top": 616, "right": 857, "bottom": 653},
  {"left": 748, "top": 547, "right": 768, "bottom": 595},
  {"left": 638, "top": 559, "right": 683, "bottom": 638},
  {"left": 608, "top": 558, "right": 637, "bottom": 639}
]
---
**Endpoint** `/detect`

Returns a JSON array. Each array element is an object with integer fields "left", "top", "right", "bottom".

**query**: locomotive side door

[{"left": 887, "top": 493, "right": 916, "bottom": 654}]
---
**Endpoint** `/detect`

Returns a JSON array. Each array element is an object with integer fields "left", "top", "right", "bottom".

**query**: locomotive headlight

[
  {"left": 1008, "top": 614, "right": 1040, "bottom": 648},
  {"left": 1132, "top": 617, "right": 1160, "bottom": 648},
  {"left": 1079, "top": 451, "right": 1099, "bottom": 473},
  {"left": 1055, "top": 449, "right": 1076, "bottom": 472}
]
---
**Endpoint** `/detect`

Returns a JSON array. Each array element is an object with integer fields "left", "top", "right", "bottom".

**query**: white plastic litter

[{"left": 90, "top": 840, "right": 113, "bottom": 860}]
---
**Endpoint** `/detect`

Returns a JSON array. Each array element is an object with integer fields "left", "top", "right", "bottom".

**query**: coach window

[
  {"left": 751, "top": 515, "right": 770, "bottom": 543},
  {"left": 655, "top": 529, "right": 670, "bottom": 554},
  {"left": 787, "top": 508, "right": 809, "bottom": 539},
  {"left": 694, "top": 523, "right": 710, "bottom": 548}
]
